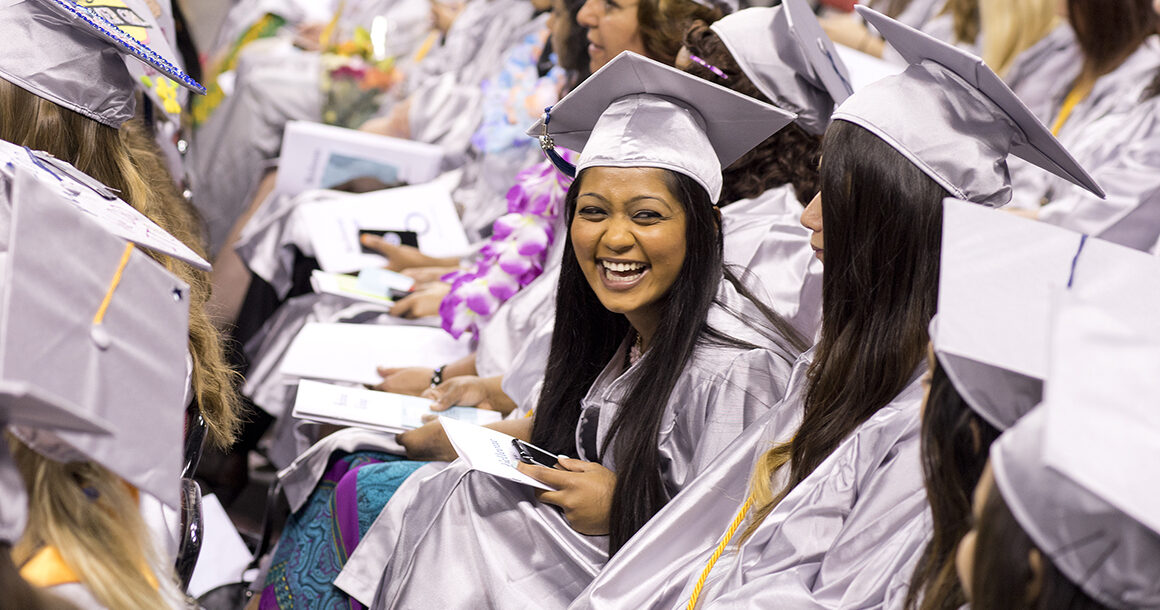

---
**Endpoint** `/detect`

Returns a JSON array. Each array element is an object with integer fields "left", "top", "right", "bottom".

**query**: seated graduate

[
  {"left": 902, "top": 200, "right": 1107, "bottom": 609},
  {"left": 1, "top": 149, "right": 197, "bottom": 607},
  {"left": 570, "top": 8, "right": 1105, "bottom": 609},
  {"left": 0, "top": 0, "right": 241, "bottom": 454},
  {"left": 1008, "top": 0, "right": 1160, "bottom": 252},
  {"left": 961, "top": 294, "right": 1160, "bottom": 609},
  {"left": 343, "top": 51, "right": 806, "bottom": 609}
]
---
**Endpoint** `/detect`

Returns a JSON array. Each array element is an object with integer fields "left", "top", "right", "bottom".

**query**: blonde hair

[
  {"left": 11, "top": 438, "right": 187, "bottom": 609},
  {"left": 938, "top": 0, "right": 980, "bottom": 47},
  {"left": 0, "top": 79, "right": 242, "bottom": 449},
  {"left": 979, "top": 0, "right": 1061, "bottom": 77}
]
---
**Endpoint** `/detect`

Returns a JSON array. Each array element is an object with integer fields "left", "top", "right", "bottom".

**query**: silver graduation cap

[
  {"left": 0, "top": 164, "right": 191, "bottom": 509},
  {"left": 831, "top": 6, "right": 1104, "bottom": 208},
  {"left": 0, "top": 0, "right": 204, "bottom": 128},
  {"left": 710, "top": 0, "right": 852, "bottom": 135},
  {"left": 991, "top": 289, "right": 1160, "bottom": 608},
  {"left": 935, "top": 199, "right": 1159, "bottom": 430},
  {"left": 528, "top": 51, "right": 797, "bottom": 203}
]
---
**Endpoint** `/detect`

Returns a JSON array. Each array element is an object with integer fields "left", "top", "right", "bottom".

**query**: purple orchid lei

[{"left": 440, "top": 150, "right": 577, "bottom": 338}]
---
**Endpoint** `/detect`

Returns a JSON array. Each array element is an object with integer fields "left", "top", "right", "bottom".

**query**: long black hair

[
  {"left": 970, "top": 477, "right": 1109, "bottom": 610},
  {"left": 532, "top": 168, "right": 804, "bottom": 554},
  {"left": 744, "top": 119, "right": 949, "bottom": 535},
  {"left": 905, "top": 357, "right": 1001, "bottom": 610}
]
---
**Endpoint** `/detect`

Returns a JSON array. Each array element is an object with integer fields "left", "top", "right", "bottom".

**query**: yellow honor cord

[
  {"left": 686, "top": 494, "right": 755, "bottom": 610},
  {"left": 92, "top": 243, "right": 135, "bottom": 326},
  {"left": 1050, "top": 84, "right": 1090, "bottom": 137}
]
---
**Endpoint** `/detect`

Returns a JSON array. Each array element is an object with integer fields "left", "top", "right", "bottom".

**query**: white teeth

[{"left": 601, "top": 261, "right": 646, "bottom": 272}]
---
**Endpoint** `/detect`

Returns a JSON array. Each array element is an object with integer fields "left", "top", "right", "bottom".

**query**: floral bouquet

[{"left": 320, "top": 27, "right": 401, "bottom": 128}]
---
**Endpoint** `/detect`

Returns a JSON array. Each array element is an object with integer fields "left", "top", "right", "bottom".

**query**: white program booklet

[
  {"left": 292, "top": 380, "right": 501, "bottom": 434},
  {"left": 298, "top": 176, "right": 471, "bottom": 274},
  {"left": 279, "top": 322, "right": 471, "bottom": 385},
  {"left": 275, "top": 121, "right": 444, "bottom": 196},
  {"left": 439, "top": 416, "right": 555, "bottom": 491}
]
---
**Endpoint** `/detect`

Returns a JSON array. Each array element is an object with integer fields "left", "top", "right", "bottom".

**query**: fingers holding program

[
  {"left": 519, "top": 459, "right": 617, "bottom": 536},
  {"left": 389, "top": 282, "right": 451, "bottom": 318}
]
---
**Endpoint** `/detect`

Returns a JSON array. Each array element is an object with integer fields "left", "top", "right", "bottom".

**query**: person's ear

[{"left": 1026, "top": 548, "right": 1045, "bottom": 604}]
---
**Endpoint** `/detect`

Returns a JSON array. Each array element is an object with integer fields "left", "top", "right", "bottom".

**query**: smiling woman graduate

[{"left": 350, "top": 52, "right": 807, "bottom": 609}]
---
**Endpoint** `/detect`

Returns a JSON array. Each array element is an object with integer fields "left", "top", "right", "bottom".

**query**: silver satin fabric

[
  {"left": 833, "top": 59, "right": 1021, "bottom": 207},
  {"left": 1003, "top": 23, "right": 1079, "bottom": 125},
  {"left": 721, "top": 184, "right": 822, "bottom": 340},
  {"left": 0, "top": 0, "right": 136, "bottom": 127},
  {"left": 572, "top": 361, "right": 927, "bottom": 610},
  {"left": 354, "top": 278, "right": 798, "bottom": 609},
  {"left": 1010, "top": 37, "right": 1160, "bottom": 251},
  {"left": 0, "top": 434, "right": 27, "bottom": 544},
  {"left": 189, "top": 37, "right": 324, "bottom": 255},
  {"left": 992, "top": 408, "right": 1160, "bottom": 608}
]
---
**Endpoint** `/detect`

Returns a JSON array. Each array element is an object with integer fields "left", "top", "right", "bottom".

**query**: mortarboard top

[
  {"left": 991, "top": 292, "right": 1160, "bottom": 608},
  {"left": 0, "top": 167, "right": 191, "bottom": 508},
  {"left": 527, "top": 51, "right": 797, "bottom": 203},
  {"left": 0, "top": 139, "right": 210, "bottom": 270},
  {"left": 0, "top": 0, "right": 204, "bottom": 129},
  {"left": 831, "top": 6, "right": 1103, "bottom": 207},
  {"left": 935, "top": 199, "right": 1157, "bottom": 430},
  {"left": 710, "top": 0, "right": 852, "bottom": 135}
]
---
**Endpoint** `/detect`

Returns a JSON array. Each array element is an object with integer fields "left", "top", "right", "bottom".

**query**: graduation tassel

[
  {"left": 92, "top": 242, "right": 135, "bottom": 326},
  {"left": 539, "top": 106, "right": 576, "bottom": 178}
]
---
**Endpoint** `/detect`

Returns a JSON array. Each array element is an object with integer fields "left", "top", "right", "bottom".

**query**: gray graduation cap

[
  {"left": 832, "top": 6, "right": 1104, "bottom": 207},
  {"left": 528, "top": 51, "right": 797, "bottom": 203},
  {"left": 934, "top": 199, "right": 1159, "bottom": 430},
  {"left": 0, "top": 165, "right": 191, "bottom": 509},
  {"left": 710, "top": 0, "right": 853, "bottom": 135},
  {"left": 0, "top": 0, "right": 204, "bottom": 128},
  {"left": 991, "top": 291, "right": 1160, "bottom": 608}
]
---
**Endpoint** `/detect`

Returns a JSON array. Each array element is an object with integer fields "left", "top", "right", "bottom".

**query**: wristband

[{"left": 430, "top": 365, "right": 446, "bottom": 388}]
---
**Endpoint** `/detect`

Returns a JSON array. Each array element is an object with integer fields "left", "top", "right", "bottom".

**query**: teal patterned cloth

[{"left": 261, "top": 453, "right": 425, "bottom": 609}]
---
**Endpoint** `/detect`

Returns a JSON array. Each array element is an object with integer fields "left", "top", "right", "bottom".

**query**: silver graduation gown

[
  {"left": 571, "top": 357, "right": 928, "bottom": 610},
  {"left": 1009, "top": 36, "right": 1160, "bottom": 251},
  {"left": 1003, "top": 23, "right": 1079, "bottom": 124},
  {"left": 357, "top": 279, "right": 799, "bottom": 609},
  {"left": 720, "top": 184, "right": 822, "bottom": 341}
]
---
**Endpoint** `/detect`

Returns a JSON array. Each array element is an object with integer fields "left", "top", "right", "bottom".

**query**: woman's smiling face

[{"left": 570, "top": 166, "right": 687, "bottom": 327}]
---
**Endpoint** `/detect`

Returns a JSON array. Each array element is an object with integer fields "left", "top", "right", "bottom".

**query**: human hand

[
  {"left": 359, "top": 99, "right": 412, "bottom": 138},
  {"left": 396, "top": 419, "right": 457, "bottom": 461},
  {"left": 370, "top": 366, "right": 435, "bottom": 396},
  {"left": 421, "top": 375, "right": 493, "bottom": 411},
  {"left": 358, "top": 236, "right": 440, "bottom": 270},
  {"left": 403, "top": 266, "right": 459, "bottom": 285},
  {"left": 819, "top": 14, "right": 878, "bottom": 54},
  {"left": 519, "top": 458, "right": 617, "bottom": 535},
  {"left": 292, "top": 22, "right": 326, "bottom": 50},
  {"left": 389, "top": 282, "right": 450, "bottom": 319}
]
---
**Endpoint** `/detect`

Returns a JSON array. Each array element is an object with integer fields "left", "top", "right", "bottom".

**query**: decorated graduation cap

[
  {"left": 710, "top": 0, "right": 852, "bottom": 135},
  {"left": 0, "top": 165, "right": 191, "bottom": 509},
  {"left": 990, "top": 292, "right": 1160, "bottom": 608},
  {"left": 933, "top": 199, "right": 1160, "bottom": 430},
  {"left": 0, "top": 0, "right": 204, "bottom": 128},
  {"left": 831, "top": 6, "right": 1103, "bottom": 207},
  {"left": 529, "top": 51, "right": 797, "bottom": 204}
]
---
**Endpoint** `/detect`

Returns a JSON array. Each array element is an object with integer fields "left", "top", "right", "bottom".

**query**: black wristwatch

[{"left": 430, "top": 365, "right": 446, "bottom": 388}]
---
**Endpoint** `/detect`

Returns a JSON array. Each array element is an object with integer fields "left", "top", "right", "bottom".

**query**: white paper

[
  {"left": 299, "top": 179, "right": 471, "bottom": 274},
  {"left": 310, "top": 270, "right": 394, "bottom": 308},
  {"left": 279, "top": 322, "right": 472, "bottom": 385},
  {"left": 292, "top": 380, "right": 502, "bottom": 433},
  {"left": 439, "top": 416, "right": 554, "bottom": 491},
  {"left": 275, "top": 121, "right": 444, "bottom": 196},
  {"left": 188, "top": 493, "right": 253, "bottom": 598}
]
